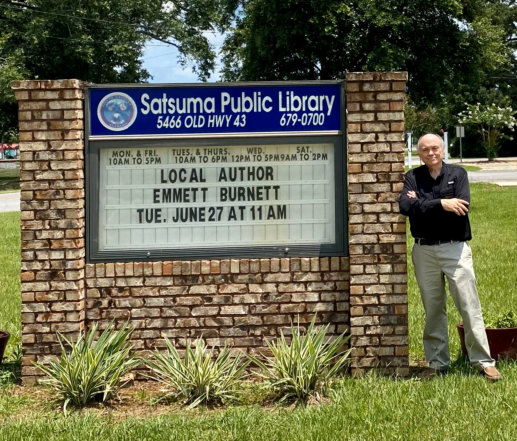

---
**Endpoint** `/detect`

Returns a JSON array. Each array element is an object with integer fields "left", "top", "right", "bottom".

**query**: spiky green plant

[
  {"left": 146, "top": 337, "right": 249, "bottom": 408},
  {"left": 248, "top": 316, "right": 352, "bottom": 403},
  {"left": 35, "top": 322, "right": 140, "bottom": 412}
]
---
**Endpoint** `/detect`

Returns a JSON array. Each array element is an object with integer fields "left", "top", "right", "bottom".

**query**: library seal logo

[{"left": 97, "top": 92, "right": 137, "bottom": 131}]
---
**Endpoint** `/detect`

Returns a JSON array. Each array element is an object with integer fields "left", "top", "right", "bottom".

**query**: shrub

[
  {"left": 146, "top": 337, "right": 249, "bottom": 408},
  {"left": 485, "top": 311, "right": 516, "bottom": 329},
  {"left": 35, "top": 322, "right": 140, "bottom": 412},
  {"left": 248, "top": 316, "right": 351, "bottom": 404},
  {"left": 458, "top": 101, "right": 517, "bottom": 160}
]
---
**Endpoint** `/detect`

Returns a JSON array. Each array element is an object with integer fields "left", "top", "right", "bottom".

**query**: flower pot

[
  {"left": 457, "top": 324, "right": 517, "bottom": 361},
  {"left": 0, "top": 330, "right": 10, "bottom": 365}
]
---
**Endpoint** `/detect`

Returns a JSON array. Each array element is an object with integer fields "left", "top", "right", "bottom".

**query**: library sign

[{"left": 86, "top": 82, "right": 347, "bottom": 261}]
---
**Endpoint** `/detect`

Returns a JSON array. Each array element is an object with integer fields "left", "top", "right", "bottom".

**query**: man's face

[{"left": 418, "top": 135, "right": 444, "bottom": 168}]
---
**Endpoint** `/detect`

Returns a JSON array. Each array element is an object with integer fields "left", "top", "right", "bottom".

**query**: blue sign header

[{"left": 88, "top": 82, "right": 342, "bottom": 138}]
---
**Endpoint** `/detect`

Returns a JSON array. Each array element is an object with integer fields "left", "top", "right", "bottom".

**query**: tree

[
  {"left": 0, "top": 0, "right": 226, "bottom": 82},
  {"left": 0, "top": 33, "right": 26, "bottom": 143},
  {"left": 458, "top": 100, "right": 517, "bottom": 160},
  {"left": 405, "top": 101, "right": 451, "bottom": 140},
  {"left": 220, "top": 0, "right": 512, "bottom": 107},
  {"left": 0, "top": 0, "right": 225, "bottom": 138}
]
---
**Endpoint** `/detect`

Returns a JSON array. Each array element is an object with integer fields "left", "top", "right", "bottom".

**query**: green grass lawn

[
  {"left": 0, "top": 368, "right": 516, "bottom": 441},
  {"left": 1, "top": 183, "right": 516, "bottom": 440},
  {"left": 0, "top": 211, "right": 20, "bottom": 349},
  {"left": 0, "top": 167, "right": 20, "bottom": 193}
]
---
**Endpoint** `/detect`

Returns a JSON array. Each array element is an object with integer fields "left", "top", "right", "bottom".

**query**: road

[
  {"left": 408, "top": 157, "right": 517, "bottom": 186},
  {"left": 0, "top": 192, "right": 20, "bottom": 213},
  {"left": 467, "top": 169, "right": 517, "bottom": 186}
]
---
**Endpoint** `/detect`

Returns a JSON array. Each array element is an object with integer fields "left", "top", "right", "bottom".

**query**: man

[{"left": 399, "top": 133, "right": 501, "bottom": 381}]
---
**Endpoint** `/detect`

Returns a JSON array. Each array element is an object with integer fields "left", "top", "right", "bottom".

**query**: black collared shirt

[{"left": 399, "top": 162, "right": 472, "bottom": 241}]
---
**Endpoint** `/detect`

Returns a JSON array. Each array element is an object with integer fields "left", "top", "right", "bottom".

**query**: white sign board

[{"left": 98, "top": 143, "right": 336, "bottom": 251}]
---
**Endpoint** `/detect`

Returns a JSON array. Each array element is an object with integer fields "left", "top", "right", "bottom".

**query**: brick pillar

[
  {"left": 346, "top": 72, "right": 409, "bottom": 376},
  {"left": 12, "top": 80, "right": 86, "bottom": 384}
]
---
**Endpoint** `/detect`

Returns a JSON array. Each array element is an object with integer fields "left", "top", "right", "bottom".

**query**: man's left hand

[{"left": 441, "top": 198, "right": 469, "bottom": 216}]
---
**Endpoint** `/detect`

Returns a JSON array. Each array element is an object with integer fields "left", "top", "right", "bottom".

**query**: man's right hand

[{"left": 441, "top": 198, "right": 469, "bottom": 216}]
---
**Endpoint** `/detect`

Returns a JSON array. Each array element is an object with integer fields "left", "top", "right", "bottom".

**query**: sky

[{"left": 141, "top": 34, "right": 224, "bottom": 84}]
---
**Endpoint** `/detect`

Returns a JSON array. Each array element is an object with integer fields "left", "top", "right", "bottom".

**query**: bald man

[{"left": 399, "top": 133, "right": 501, "bottom": 381}]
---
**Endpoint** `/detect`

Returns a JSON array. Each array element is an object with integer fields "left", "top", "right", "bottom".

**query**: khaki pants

[{"left": 412, "top": 241, "right": 494, "bottom": 371}]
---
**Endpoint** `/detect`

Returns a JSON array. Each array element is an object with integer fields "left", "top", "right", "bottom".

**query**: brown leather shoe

[{"left": 483, "top": 366, "right": 502, "bottom": 382}]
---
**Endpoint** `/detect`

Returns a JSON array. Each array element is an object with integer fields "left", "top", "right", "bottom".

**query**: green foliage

[
  {"left": 146, "top": 337, "right": 249, "bottom": 408},
  {"left": 0, "top": 34, "right": 25, "bottom": 100},
  {"left": 248, "top": 316, "right": 351, "bottom": 403},
  {"left": 0, "top": 33, "right": 25, "bottom": 143},
  {"left": 485, "top": 311, "right": 516, "bottom": 329},
  {"left": 35, "top": 322, "right": 140, "bottom": 412},
  {"left": 405, "top": 101, "right": 450, "bottom": 139},
  {"left": 458, "top": 101, "right": 517, "bottom": 159},
  {"left": 1, "top": 0, "right": 222, "bottom": 83},
  {"left": 471, "top": 11, "right": 511, "bottom": 73},
  {"left": 220, "top": 0, "right": 512, "bottom": 107},
  {"left": 0, "top": 0, "right": 225, "bottom": 138}
]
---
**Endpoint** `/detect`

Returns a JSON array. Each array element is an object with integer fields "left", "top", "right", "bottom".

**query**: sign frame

[
  {"left": 85, "top": 81, "right": 348, "bottom": 262},
  {"left": 86, "top": 81, "right": 343, "bottom": 139}
]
